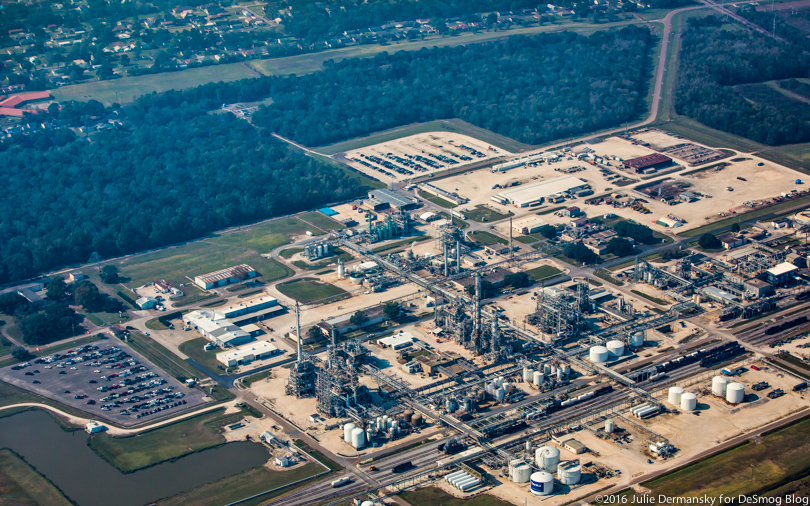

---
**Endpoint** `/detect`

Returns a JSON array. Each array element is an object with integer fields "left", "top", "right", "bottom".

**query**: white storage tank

[
  {"left": 680, "top": 392, "right": 697, "bottom": 412},
  {"left": 726, "top": 383, "right": 745, "bottom": 404},
  {"left": 630, "top": 331, "right": 645, "bottom": 347},
  {"left": 561, "top": 364, "right": 571, "bottom": 377},
  {"left": 351, "top": 427, "right": 365, "bottom": 449},
  {"left": 533, "top": 371, "right": 544, "bottom": 387},
  {"left": 606, "top": 340, "right": 625, "bottom": 358},
  {"left": 523, "top": 367, "right": 533, "bottom": 382},
  {"left": 459, "top": 478, "right": 481, "bottom": 492},
  {"left": 712, "top": 375, "right": 730, "bottom": 397},
  {"left": 361, "top": 502, "right": 375, "bottom": 506},
  {"left": 343, "top": 423, "right": 356, "bottom": 443},
  {"left": 605, "top": 419, "right": 615, "bottom": 433},
  {"left": 543, "top": 363, "right": 552, "bottom": 374},
  {"left": 530, "top": 472, "right": 554, "bottom": 496},
  {"left": 557, "top": 460, "right": 582, "bottom": 485},
  {"left": 512, "top": 463, "right": 531, "bottom": 483},
  {"left": 557, "top": 369, "right": 564, "bottom": 381},
  {"left": 536, "top": 446, "right": 561, "bottom": 473},
  {"left": 349, "top": 274, "right": 364, "bottom": 285},
  {"left": 668, "top": 386, "right": 684, "bottom": 406},
  {"left": 495, "top": 387, "right": 506, "bottom": 401},
  {"left": 589, "top": 346, "right": 609, "bottom": 363}
]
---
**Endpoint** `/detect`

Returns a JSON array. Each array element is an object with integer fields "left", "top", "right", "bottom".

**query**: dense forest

[
  {"left": 252, "top": 26, "right": 654, "bottom": 146},
  {"left": 674, "top": 16, "right": 810, "bottom": 145},
  {"left": 0, "top": 101, "right": 365, "bottom": 284}
]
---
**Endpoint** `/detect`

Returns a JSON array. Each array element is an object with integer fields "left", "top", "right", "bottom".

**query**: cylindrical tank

[
  {"left": 533, "top": 371, "right": 544, "bottom": 386},
  {"left": 726, "top": 383, "right": 745, "bottom": 404},
  {"left": 681, "top": 392, "right": 697, "bottom": 411},
  {"left": 495, "top": 387, "right": 506, "bottom": 401},
  {"left": 349, "top": 274, "right": 364, "bottom": 285},
  {"left": 630, "top": 331, "right": 645, "bottom": 347},
  {"left": 512, "top": 464, "right": 531, "bottom": 483},
  {"left": 536, "top": 446, "right": 561, "bottom": 473},
  {"left": 376, "top": 417, "right": 383, "bottom": 430},
  {"left": 549, "top": 365, "right": 557, "bottom": 375},
  {"left": 693, "top": 293, "right": 702, "bottom": 304},
  {"left": 605, "top": 419, "right": 615, "bottom": 433},
  {"left": 403, "top": 410, "right": 414, "bottom": 424},
  {"left": 412, "top": 414, "right": 422, "bottom": 427},
  {"left": 589, "top": 346, "right": 609, "bottom": 363},
  {"left": 459, "top": 478, "right": 481, "bottom": 492},
  {"left": 337, "top": 262, "right": 345, "bottom": 279},
  {"left": 561, "top": 364, "right": 571, "bottom": 377},
  {"left": 712, "top": 375, "right": 730, "bottom": 397},
  {"left": 361, "top": 502, "right": 375, "bottom": 506},
  {"left": 668, "top": 386, "right": 684, "bottom": 406},
  {"left": 445, "top": 471, "right": 466, "bottom": 482},
  {"left": 606, "top": 340, "right": 625, "bottom": 358},
  {"left": 557, "top": 461, "right": 582, "bottom": 485},
  {"left": 317, "top": 244, "right": 324, "bottom": 258},
  {"left": 523, "top": 367, "right": 532, "bottom": 382},
  {"left": 351, "top": 427, "right": 365, "bottom": 449},
  {"left": 525, "top": 441, "right": 533, "bottom": 453},
  {"left": 544, "top": 364, "right": 552, "bottom": 374},
  {"left": 557, "top": 369, "right": 564, "bottom": 381},
  {"left": 343, "top": 423, "right": 356, "bottom": 443},
  {"left": 446, "top": 398, "right": 457, "bottom": 412},
  {"left": 530, "top": 472, "right": 554, "bottom": 496}
]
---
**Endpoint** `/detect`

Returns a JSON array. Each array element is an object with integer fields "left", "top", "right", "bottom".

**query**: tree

[
  {"left": 0, "top": 293, "right": 30, "bottom": 316},
  {"left": 306, "top": 325, "right": 322, "bottom": 343},
  {"left": 504, "top": 272, "right": 532, "bottom": 288},
  {"left": 606, "top": 237, "right": 634, "bottom": 257},
  {"left": 100, "top": 265, "right": 119, "bottom": 284},
  {"left": 730, "top": 223, "right": 741, "bottom": 233},
  {"left": 486, "top": 12, "right": 498, "bottom": 27},
  {"left": 538, "top": 225, "right": 557, "bottom": 239},
  {"left": 613, "top": 221, "right": 657, "bottom": 245},
  {"left": 465, "top": 280, "right": 495, "bottom": 298},
  {"left": 563, "top": 241, "right": 601, "bottom": 265},
  {"left": 383, "top": 301, "right": 400, "bottom": 320},
  {"left": 46, "top": 277, "right": 67, "bottom": 300},
  {"left": 350, "top": 310, "right": 369, "bottom": 327},
  {"left": 12, "top": 347, "right": 34, "bottom": 361},
  {"left": 698, "top": 233, "right": 720, "bottom": 249},
  {"left": 88, "top": 251, "right": 102, "bottom": 269}
]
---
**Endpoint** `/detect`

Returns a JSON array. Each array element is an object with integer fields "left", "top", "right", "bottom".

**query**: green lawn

[
  {"left": 298, "top": 211, "right": 345, "bottom": 231},
  {"left": 118, "top": 216, "right": 318, "bottom": 288},
  {"left": 464, "top": 204, "right": 514, "bottom": 223},
  {"left": 179, "top": 337, "right": 236, "bottom": 375},
  {"left": 276, "top": 278, "right": 348, "bottom": 304},
  {"left": 631, "top": 289, "right": 670, "bottom": 306},
  {"left": 0, "top": 448, "right": 73, "bottom": 506},
  {"left": 638, "top": 415, "right": 810, "bottom": 499},
  {"left": 678, "top": 193, "right": 810, "bottom": 238},
  {"left": 51, "top": 63, "right": 259, "bottom": 106},
  {"left": 468, "top": 231, "right": 508, "bottom": 246},
  {"left": 90, "top": 407, "right": 254, "bottom": 472},
  {"left": 418, "top": 190, "right": 456, "bottom": 209},
  {"left": 401, "top": 487, "right": 514, "bottom": 506},
  {"left": 241, "top": 369, "right": 273, "bottom": 387},
  {"left": 525, "top": 265, "right": 562, "bottom": 281},
  {"left": 280, "top": 247, "right": 304, "bottom": 259}
]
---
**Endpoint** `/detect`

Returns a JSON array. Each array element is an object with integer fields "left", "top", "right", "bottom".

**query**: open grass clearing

[
  {"left": 241, "top": 369, "right": 273, "bottom": 387},
  {"left": 464, "top": 204, "right": 514, "bottom": 223},
  {"left": 631, "top": 289, "right": 669, "bottom": 305},
  {"left": 400, "top": 486, "right": 514, "bottom": 506},
  {"left": 179, "top": 337, "right": 236, "bottom": 375},
  {"left": 468, "top": 230, "right": 508, "bottom": 247},
  {"left": 524, "top": 265, "right": 562, "bottom": 282},
  {"left": 0, "top": 448, "right": 73, "bottom": 506},
  {"left": 90, "top": 407, "right": 254, "bottom": 472},
  {"left": 51, "top": 63, "right": 259, "bottom": 106},
  {"left": 298, "top": 212, "right": 345, "bottom": 232},
  {"left": 417, "top": 190, "right": 456, "bottom": 209},
  {"left": 280, "top": 247, "right": 303, "bottom": 259},
  {"left": 276, "top": 278, "right": 348, "bottom": 304},
  {"left": 678, "top": 193, "right": 810, "bottom": 238}
]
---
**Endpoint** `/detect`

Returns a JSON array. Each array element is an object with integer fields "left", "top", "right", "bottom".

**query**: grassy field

[
  {"left": 678, "top": 193, "right": 810, "bottom": 238},
  {"left": 464, "top": 204, "right": 514, "bottom": 223},
  {"left": 298, "top": 211, "right": 345, "bottom": 232},
  {"left": 276, "top": 278, "right": 348, "bottom": 304},
  {"left": 90, "top": 407, "right": 253, "bottom": 472},
  {"left": 631, "top": 289, "right": 670, "bottom": 305},
  {"left": 417, "top": 190, "right": 456, "bottom": 209},
  {"left": 400, "top": 487, "right": 514, "bottom": 506},
  {"left": 637, "top": 415, "right": 810, "bottom": 499},
  {"left": 51, "top": 63, "right": 259, "bottom": 105},
  {"left": 123, "top": 331, "right": 208, "bottom": 384},
  {"left": 0, "top": 448, "right": 73, "bottom": 506},
  {"left": 525, "top": 265, "right": 562, "bottom": 281},
  {"left": 468, "top": 231, "right": 508, "bottom": 246},
  {"left": 279, "top": 247, "right": 304, "bottom": 259},
  {"left": 156, "top": 462, "right": 324, "bottom": 506},
  {"left": 241, "top": 369, "right": 273, "bottom": 387},
  {"left": 179, "top": 337, "right": 236, "bottom": 375},
  {"left": 117, "top": 216, "right": 321, "bottom": 288}
]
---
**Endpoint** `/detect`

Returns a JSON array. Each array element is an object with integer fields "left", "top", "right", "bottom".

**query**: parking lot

[{"left": 0, "top": 341, "right": 208, "bottom": 427}]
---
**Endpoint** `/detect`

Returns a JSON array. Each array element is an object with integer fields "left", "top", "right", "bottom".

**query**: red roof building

[
  {"left": 0, "top": 91, "right": 51, "bottom": 117},
  {"left": 621, "top": 153, "right": 673, "bottom": 173}
]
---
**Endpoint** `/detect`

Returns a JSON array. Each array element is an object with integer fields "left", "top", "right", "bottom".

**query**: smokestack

[
  {"left": 295, "top": 301, "right": 302, "bottom": 363},
  {"left": 456, "top": 240, "right": 461, "bottom": 274},
  {"left": 444, "top": 241, "right": 449, "bottom": 277}
]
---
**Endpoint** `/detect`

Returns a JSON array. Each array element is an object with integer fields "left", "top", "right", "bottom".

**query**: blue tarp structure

[{"left": 319, "top": 207, "right": 338, "bottom": 216}]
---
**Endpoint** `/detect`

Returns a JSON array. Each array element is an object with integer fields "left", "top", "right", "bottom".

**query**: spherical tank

[
  {"left": 605, "top": 419, "right": 615, "bottom": 433},
  {"left": 589, "top": 346, "right": 609, "bottom": 363},
  {"left": 668, "top": 386, "right": 684, "bottom": 406},
  {"left": 343, "top": 423, "right": 356, "bottom": 443},
  {"left": 530, "top": 472, "right": 554, "bottom": 496},
  {"left": 726, "top": 383, "right": 745, "bottom": 404},
  {"left": 712, "top": 375, "right": 730, "bottom": 397},
  {"left": 606, "top": 340, "right": 625, "bottom": 358},
  {"left": 557, "top": 461, "right": 582, "bottom": 485},
  {"left": 351, "top": 428, "right": 365, "bottom": 449},
  {"left": 536, "top": 446, "right": 561, "bottom": 473},
  {"left": 680, "top": 392, "right": 697, "bottom": 411},
  {"left": 630, "top": 331, "right": 645, "bottom": 347}
]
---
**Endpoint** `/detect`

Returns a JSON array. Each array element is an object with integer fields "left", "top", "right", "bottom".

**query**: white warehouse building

[
  {"left": 495, "top": 176, "right": 588, "bottom": 207},
  {"left": 216, "top": 340, "right": 280, "bottom": 367},
  {"left": 183, "top": 309, "right": 253, "bottom": 348}
]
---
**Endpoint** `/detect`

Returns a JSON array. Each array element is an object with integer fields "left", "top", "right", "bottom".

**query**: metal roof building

[
  {"left": 194, "top": 264, "right": 256, "bottom": 289},
  {"left": 494, "top": 176, "right": 588, "bottom": 207},
  {"left": 216, "top": 340, "right": 280, "bottom": 367},
  {"left": 368, "top": 189, "right": 418, "bottom": 210},
  {"left": 767, "top": 262, "right": 799, "bottom": 285}
]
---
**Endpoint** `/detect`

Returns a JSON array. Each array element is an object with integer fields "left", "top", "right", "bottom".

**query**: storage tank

[
  {"left": 561, "top": 364, "right": 571, "bottom": 377},
  {"left": 557, "top": 369, "right": 564, "bottom": 381},
  {"left": 351, "top": 428, "right": 365, "bottom": 449},
  {"left": 343, "top": 423, "right": 356, "bottom": 443},
  {"left": 668, "top": 386, "right": 684, "bottom": 406},
  {"left": 606, "top": 340, "right": 625, "bottom": 358},
  {"left": 680, "top": 392, "right": 697, "bottom": 412},
  {"left": 337, "top": 261, "right": 345, "bottom": 279},
  {"left": 605, "top": 419, "right": 615, "bottom": 433},
  {"left": 349, "top": 274, "right": 364, "bottom": 285},
  {"left": 361, "top": 502, "right": 375, "bottom": 506},
  {"left": 459, "top": 478, "right": 481, "bottom": 492},
  {"left": 544, "top": 363, "right": 552, "bottom": 374},
  {"left": 726, "top": 383, "right": 745, "bottom": 404},
  {"left": 446, "top": 398, "right": 457, "bottom": 412},
  {"left": 403, "top": 410, "right": 414, "bottom": 424},
  {"left": 317, "top": 244, "right": 324, "bottom": 258},
  {"left": 557, "top": 461, "right": 582, "bottom": 485},
  {"left": 445, "top": 471, "right": 466, "bottom": 482},
  {"left": 589, "top": 346, "right": 609, "bottom": 363},
  {"left": 523, "top": 367, "right": 533, "bottom": 382},
  {"left": 630, "top": 331, "right": 645, "bottom": 347},
  {"left": 533, "top": 371, "right": 544, "bottom": 387},
  {"left": 495, "top": 387, "right": 506, "bottom": 401},
  {"left": 412, "top": 414, "right": 423, "bottom": 427},
  {"left": 712, "top": 375, "right": 730, "bottom": 397},
  {"left": 512, "top": 463, "right": 531, "bottom": 483},
  {"left": 536, "top": 446, "right": 561, "bottom": 473},
  {"left": 530, "top": 472, "right": 554, "bottom": 496}
]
